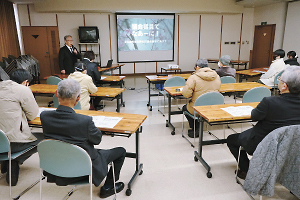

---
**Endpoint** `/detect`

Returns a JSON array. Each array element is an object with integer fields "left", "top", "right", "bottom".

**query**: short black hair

[
  {"left": 10, "top": 69, "right": 32, "bottom": 84},
  {"left": 74, "top": 62, "right": 87, "bottom": 72},
  {"left": 274, "top": 49, "right": 285, "bottom": 58},
  {"left": 287, "top": 51, "right": 297, "bottom": 58},
  {"left": 84, "top": 51, "right": 95, "bottom": 61}
]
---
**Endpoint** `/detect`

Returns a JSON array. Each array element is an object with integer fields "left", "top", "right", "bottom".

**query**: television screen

[
  {"left": 116, "top": 13, "right": 175, "bottom": 63},
  {"left": 78, "top": 26, "right": 99, "bottom": 43}
]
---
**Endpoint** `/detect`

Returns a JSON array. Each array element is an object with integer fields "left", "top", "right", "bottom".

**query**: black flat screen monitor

[{"left": 78, "top": 26, "right": 99, "bottom": 43}]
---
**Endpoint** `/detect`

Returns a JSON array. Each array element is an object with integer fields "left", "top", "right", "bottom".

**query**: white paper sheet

[
  {"left": 252, "top": 70, "right": 266, "bottom": 74},
  {"left": 37, "top": 107, "right": 56, "bottom": 117},
  {"left": 92, "top": 116, "right": 122, "bottom": 128},
  {"left": 221, "top": 106, "right": 254, "bottom": 117},
  {"left": 101, "top": 76, "right": 106, "bottom": 80}
]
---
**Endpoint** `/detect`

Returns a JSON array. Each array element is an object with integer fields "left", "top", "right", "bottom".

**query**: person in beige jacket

[
  {"left": 0, "top": 69, "right": 43, "bottom": 186},
  {"left": 68, "top": 62, "right": 98, "bottom": 110},
  {"left": 182, "top": 58, "right": 221, "bottom": 138}
]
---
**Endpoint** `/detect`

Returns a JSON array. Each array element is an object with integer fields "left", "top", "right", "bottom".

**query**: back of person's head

[
  {"left": 219, "top": 55, "right": 231, "bottom": 66},
  {"left": 84, "top": 51, "right": 95, "bottom": 61},
  {"left": 274, "top": 49, "right": 285, "bottom": 58},
  {"left": 287, "top": 51, "right": 297, "bottom": 58},
  {"left": 280, "top": 65, "right": 300, "bottom": 94},
  {"left": 57, "top": 79, "right": 81, "bottom": 100},
  {"left": 10, "top": 69, "right": 32, "bottom": 84},
  {"left": 195, "top": 58, "right": 208, "bottom": 69},
  {"left": 74, "top": 62, "right": 87, "bottom": 72}
]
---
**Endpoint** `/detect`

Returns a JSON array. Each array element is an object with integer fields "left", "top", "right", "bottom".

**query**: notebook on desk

[{"left": 100, "top": 60, "right": 113, "bottom": 68}]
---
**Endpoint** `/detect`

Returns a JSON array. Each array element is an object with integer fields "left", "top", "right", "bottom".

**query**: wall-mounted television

[
  {"left": 116, "top": 13, "right": 175, "bottom": 63},
  {"left": 78, "top": 26, "right": 99, "bottom": 43}
]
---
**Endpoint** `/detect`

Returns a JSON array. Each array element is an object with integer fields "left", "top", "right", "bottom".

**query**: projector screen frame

[{"left": 116, "top": 12, "right": 175, "bottom": 63}]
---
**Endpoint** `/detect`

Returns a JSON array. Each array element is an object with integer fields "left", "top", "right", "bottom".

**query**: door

[
  {"left": 22, "top": 26, "right": 60, "bottom": 79},
  {"left": 251, "top": 24, "right": 276, "bottom": 69}
]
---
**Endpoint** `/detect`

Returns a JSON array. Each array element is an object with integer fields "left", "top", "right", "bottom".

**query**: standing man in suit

[
  {"left": 59, "top": 35, "right": 81, "bottom": 75},
  {"left": 227, "top": 65, "right": 300, "bottom": 180},
  {"left": 82, "top": 51, "right": 101, "bottom": 86},
  {"left": 40, "top": 79, "right": 126, "bottom": 198}
]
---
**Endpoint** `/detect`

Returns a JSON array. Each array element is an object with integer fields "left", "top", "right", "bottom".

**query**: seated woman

[
  {"left": 259, "top": 49, "right": 286, "bottom": 86},
  {"left": 182, "top": 58, "right": 221, "bottom": 138},
  {"left": 216, "top": 55, "right": 236, "bottom": 78},
  {"left": 284, "top": 51, "right": 300, "bottom": 66},
  {"left": 68, "top": 62, "right": 97, "bottom": 110}
]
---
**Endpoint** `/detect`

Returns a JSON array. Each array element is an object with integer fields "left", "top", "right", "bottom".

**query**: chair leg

[{"left": 111, "top": 162, "right": 117, "bottom": 200}]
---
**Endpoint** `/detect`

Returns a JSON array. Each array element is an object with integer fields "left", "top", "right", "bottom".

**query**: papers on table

[
  {"left": 37, "top": 107, "right": 56, "bottom": 117},
  {"left": 92, "top": 116, "right": 122, "bottom": 128},
  {"left": 252, "top": 70, "right": 266, "bottom": 74},
  {"left": 101, "top": 76, "right": 106, "bottom": 80},
  {"left": 221, "top": 106, "right": 254, "bottom": 117}
]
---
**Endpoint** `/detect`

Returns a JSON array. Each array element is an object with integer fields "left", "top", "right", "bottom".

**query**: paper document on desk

[
  {"left": 101, "top": 76, "right": 106, "bottom": 80},
  {"left": 37, "top": 107, "right": 56, "bottom": 117},
  {"left": 252, "top": 70, "right": 266, "bottom": 74},
  {"left": 221, "top": 106, "right": 254, "bottom": 117},
  {"left": 92, "top": 116, "right": 122, "bottom": 128}
]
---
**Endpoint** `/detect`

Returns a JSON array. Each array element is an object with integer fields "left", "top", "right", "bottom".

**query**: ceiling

[{"left": 8, "top": 0, "right": 299, "bottom": 7}]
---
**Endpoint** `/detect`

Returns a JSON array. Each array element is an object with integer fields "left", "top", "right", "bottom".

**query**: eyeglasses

[
  {"left": 66, "top": 40, "right": 73, "bottom": 42},
  {"left": 277, "top": 76, "right": 286, "bottom": 83}
]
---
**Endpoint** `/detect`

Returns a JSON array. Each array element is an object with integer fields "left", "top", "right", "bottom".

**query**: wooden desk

[
  {"left": 145, "top": 74, "right": 191, "bottom": 111},
  {"left": 236, "top": 67, "right": 269, "bottom": 82},
  {"left": 162, "top": 83, "right": 270, "bottom": 135},
  {"left": 207, "top": 58, "right": 249, "bottom": 70},
  {"left": 193, "top": 102, "right": 259, "bottom": 178},
  {"left": 99, "top": 64, "right": 125, "bottom": 75},
  {"left": 29, "top": 109, "right": 147, "bottom": 196},
  {"left": 30, "top": 84, "right": 125, "bottom": 112}
]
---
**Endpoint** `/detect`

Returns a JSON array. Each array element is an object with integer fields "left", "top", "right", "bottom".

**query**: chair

[
  {"left": 0, "top": 129, "right": 37, "bottom": 199},
  {"left": 0, "top": 61, "right": 6, "bottom": 69},
  {"left": 37, "top": 139, "right": 96, "bottom": 200},
  {"left": 158, "top": 76, "right": 186, "bottom": 116},
  {"left": 53, "top": 94, "right": 81, "bottom": 109},
  {"left": 220, "top": 76, "right": 236, "bottom": 84},
  {"left": 47, "top": 76, "right": 62, "bottom": 107},
  {"left": 242, "top": 86, "right": 271, "bottom": 103},
  {"left": 272, "top": 70, "right": 284, "bottom": 95},
  {"left": 181, "top": 92, "right": 224, "bottom": 147}
]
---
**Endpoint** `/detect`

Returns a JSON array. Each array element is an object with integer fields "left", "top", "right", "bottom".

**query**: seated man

[
  {"left": 182, "top": 58, "right": 221, "bottom": 138},
  {"left": 216, "top": 55, "right": 236, "bottom": 78},
  {"left": 259, "top": 49, "right": 286, "bottom": 86},
  {"left": 82, "top": 51, "right": 102, "bottom": 86},
  {"left": 68, "top": 62, "right": 98, "bottom": 110},
  {"left": 227, "top": 65, "right": 300, "bottom": 180},
  {"left": 40, "top": 79, "right": 126, "bottom": 198},
  {"left": 0, "top": 69, "right": 43, "bottom": 186}
]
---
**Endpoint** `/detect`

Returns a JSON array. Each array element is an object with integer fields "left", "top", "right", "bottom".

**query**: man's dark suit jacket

[
  {"left": 82, "top": 58, "right": 102, "bottom": 86},
  {"left": 240, "top": 93, "right": 300, "bottom": 155},
  {"left": 40, "top": 105, "right": 108, "bottom": 186},
  {"left": 59, "top": 45, "right": 81, "bottom": 74}
]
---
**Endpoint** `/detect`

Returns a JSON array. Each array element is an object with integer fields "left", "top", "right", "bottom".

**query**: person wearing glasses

[
  {"left": 59, "top": 35, "right": 81, "bottom": 75},
  {"left": 227, "top": 65, "right": 300, "bottom": 180}
]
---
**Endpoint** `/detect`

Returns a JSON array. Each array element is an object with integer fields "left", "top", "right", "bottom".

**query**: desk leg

[
  {"left": 126, "top": 127, "right": 143, "bottom": 196},
  {"left": 116, "top": 94, "right": 120, "bottom": 112},
  {"left": 120, "top": 80, "right": 125, "bottom": 107},
  {"left": 166, "top": 94, "right": 176, "bottom": 135},
  {"left": 147, "top": 80, "right": 152, "bottom": 111},
  {"left": 194, "top": 117, "right": 212, "bottom": 178}
]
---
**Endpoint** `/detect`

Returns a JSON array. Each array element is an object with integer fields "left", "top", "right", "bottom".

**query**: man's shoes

[
  {"left": 188, "top": 129, "right": 199, "bottom": 138},
  {"left": 235, "top": 170, "right": 247, "bottom": 180},
  {"left": 1, "top": 161, "right": 8, "bottom": 174},
  {"left": 100, "top": 182, "right": 124, "bottom": 198},
  {"left": 6, "top": 160, "right": 20, "bottom": 186}
]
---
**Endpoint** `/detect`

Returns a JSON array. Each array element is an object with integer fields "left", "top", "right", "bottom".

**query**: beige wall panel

[
  {"left": 240, "top": 8, "right": 254, "bottom": 61},
  {"left": 29, "top": 4, "right": 56, "bottom": 26},
  {"left": 221, "top": 14, "right": 242, "bottom": 60},
  {"left": 200, "top": 14, "right": 222, "bottom": 60},
  {"left": 178, "top": 14, "right": 200, "bottom": 71},
  {"left": 57, "top": 13, "right": 84, "bottom": 48},
  {"left": 254, "top": 2, "right": 287, "bottom": 50},
  {"left": 17, "top": 4, "right": 30, "bottom": 26}
]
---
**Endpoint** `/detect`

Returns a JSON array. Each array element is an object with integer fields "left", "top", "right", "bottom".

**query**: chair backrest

[
  {"left": 220, "top": 76, "right": 236, "bottom": 84},
  {"left": 273, "top": 70, "right": 285, "bottom": 86},
  {"left": 242, "top": 86, "right": 271, "bottom": 103},
  {"left": 46, "top": 76, "right": 62, "bottom": 85},
  {"left": 53, "top": 94, "right": 81, "bottom": 109},
  {"left": 164, "top": 76, "right": 185, "bottom": 87},
  {"left": 194, "top": 92, "right": 224, "bottom": 106},
  {"left": 37, "top": 139, "right": 92, "bottom": 178},
  {"left": 0, "top": 61, "right": 6, "bottom": 69},
  {"left": 0, "top": 129, "right": 9, "bottom": 154}
]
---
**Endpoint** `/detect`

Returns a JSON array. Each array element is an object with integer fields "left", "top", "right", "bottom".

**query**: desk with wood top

[
  {"left": 99, "top": 63, "right": 125, "bottom": 75},
  {"left": 207, "top": 59, "right": 249, "bottom": 70},
  {"left": 163, "top": 83, "right": 270, "bottom": 135},
  {"left": 236, "top": 67, "right": 269, "bottom": 82},
  {"left": 145, "top": 74, "right": 191, "bottom": 111},
  {"left": 193, "top": 102, "right": 258, "bottom": 178},
  {"left": 29, "top": 109, "right": 147, "bottom": 196},
  {"left": 30, "top": 84, "right": 125, "bottom": 112}
]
